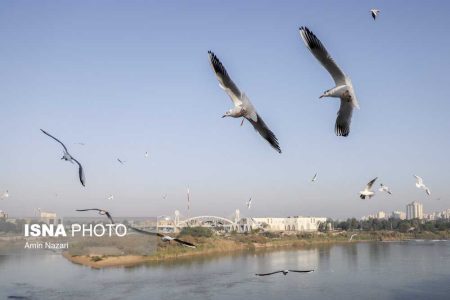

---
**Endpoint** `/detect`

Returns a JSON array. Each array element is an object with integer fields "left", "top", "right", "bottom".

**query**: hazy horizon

[{"left": 1, "top": 0, "right": 449, "bottom": 219}]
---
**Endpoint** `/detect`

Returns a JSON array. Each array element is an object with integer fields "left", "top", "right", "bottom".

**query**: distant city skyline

[{"left": 1, "top": 1, "right": 449, "bottom": 218}]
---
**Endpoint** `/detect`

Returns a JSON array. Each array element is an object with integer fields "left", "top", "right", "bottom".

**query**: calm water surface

[{"left": 0, "top": 240, "right": 449, "bottom": 300}]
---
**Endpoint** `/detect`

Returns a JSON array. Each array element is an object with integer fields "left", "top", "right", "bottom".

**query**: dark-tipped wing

[
  {"left": 104, "top": 212, "right": 115, "bottom": 224},
  {"left": 371, "top": 11, "right": 376, "bottom": 20},
  {"left": 208, "top": 51, "right": 242, "bottom": 106},
  {"left": 299, "top": 27, "right": 346, "bottom": 86},
  {"left": 335, "top": 99, "right": 353, "bottom": 137},
  {"left": 40, "top": 129, "right": 68, "bottom": 153},
  {"left": 173, "top": 238, "right": 196, "bottom": 248},
  {"left": 76, "top": 208, "right": 101, "bottom": 212},
  {"left": 247, "top": 113, "right": 281, "bottom": 153},
  {"left": 366, "top": 177, "right": 378, "bottom": 190},
  {"left": 255, "top": 271, "right": 283, "bottom": 276},
  {"left": 129, "top": 226, "right": 164, "bottom": 238},
  {"left": 72, "top": 158, "right": 85, "bottom": 187},
  {"left": 288, "top": 270, "right": 314, "bottom": 273}
]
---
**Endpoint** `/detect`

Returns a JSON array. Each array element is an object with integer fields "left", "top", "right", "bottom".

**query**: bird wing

[
  {"left": 208, "top": 51, "right": 243, "bottom": 107},
  {"left": 72, "top": 157, "right": 85, "bottom": 187},
  {"left": 105, "top": 212, "right": 115, "bottom": 224},
  {"left": 371, "top": 11, "right": 376, "bottom": 20},
  {"left": 247, "top": 113, "right": 281, "bottom": 153},
  {"left": 40, "top": 129, "right": 69, "bottom": 153},
  {"left": 173, "top": 238, "right": 196, "bottom": 248},
  {"left": 255, "top": 271, "right": 283, "bottom": 276},
  {"left": 288, "top": 270, "right": 314, "bottom": 273},
  {"left": 426, "top": 188, "right": 431, "bottom": 195},
  {"left": 312, "top": 173, "right": 317, "bottom": 181},
  {"left": 299, "top": 27, "right": 347, "bottom": 86},
  {"left": 76, "top": 208, "right": 101, "bottom": 212},
  {"left": 414, "top": 175, "right": 423, "bottom": 185},
  {"left": 129, "top": 226, "right": 164, "bottom": 238},
  {"left": 366, "top": 177, "right": 378, "bottom": 190},
  {"left": 335, "top": 99, "right": 354, "bottom": 137}
]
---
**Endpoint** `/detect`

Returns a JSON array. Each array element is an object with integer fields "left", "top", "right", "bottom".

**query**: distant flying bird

[
  {"left": 129, "top": 226, "right": 196, "bottom": 248},
  {"left": 144, "top": 152, "right": 149, "bottom": 158},
  {"left": 414, "top": 175, "right": 431, "bottom": 195},
  {"left": 208, "top": 51, "right": 281, "bottom": 153},
  {"left": 41, "top": 129, "right": 85, "bottom": 187},
  {"left": 255, "top": 270, "right": 314, "bottom": 276},
  {"left": 107, "top": 194, "right": 114, "bottom": 200},
  {"left": 370, "top": 9, "right": 380, "bottom": 20},
  {"left": 360, "top": 177, "right": 377, "bottom": 199},
  {"left": 1, "top": 190, "right": 9, "bottom": 199},
  {"left": 349, "top": 233, "right": 358, "bottom": 241},
  {"left": 378, "top": 184, "right": 392, "bottom": 195},
  {"left": 299, "top": 27, "right": 359, "bottom": 137},
  {"left": 311, "top": 173, "right": 318, "bottom": 182},
  {"left": 76, "top": 208, "right": 114, "bottom": 224},
  {"left": 117, "top": 158, "right": 126, "bottom": 164},
  {"left": 162, "top": 194, "right": 167, "bottom": 200},
  {"left": 247, "top": 197, "right": 252, "bottom": 209},
  {"left": 74, "top": 142, "right": 85, "bottom": 146}
]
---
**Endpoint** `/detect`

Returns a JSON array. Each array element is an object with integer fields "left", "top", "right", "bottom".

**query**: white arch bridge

[{"left": 178, "top": 216, "right": 237, "bottom": 229}]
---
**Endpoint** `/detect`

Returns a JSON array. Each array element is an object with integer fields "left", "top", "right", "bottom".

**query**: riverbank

[{"left": 62, "top": 230, "right": 449, "bottom": 269}]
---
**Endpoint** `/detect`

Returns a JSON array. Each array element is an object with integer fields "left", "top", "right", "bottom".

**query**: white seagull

[
  {"left": 130, "top": 226, "right": 196, "bottom": 248},
  {"left": 144, "top": 152, "right": 149, "bottom": 158},
  {"left": 349, "top": 233, "right": 358, "bottom": 241},
  {"left": 1, "top": 190, "right": 9, "bottom": 200},
  {"left": 107, "top": 194, "right": 114, "bottom": 200},
  {"left": 360, "top": 177, "right": 377, "bottom": 199},
  {"left": 378, "top": 183, "right": 392, "bottom": 195},
  {"left": 76, "top": 208, "right": 115, "bottom": 224},
  {"left": 414, "top": 175, "right": 431, "bottom": 195},
  {"left": 370, "top": 9, "right": 380, "bottom": 20},
  {"left": 299, "top": 27, "right": 359, "bottom": 137},
  {"left": 208, "top": 51, "right": 281, "bottom": 153},
  {"left": 117, "top": 158, "right": 126, "bottom": 165},
  {"left": 41, "top": 129, "right": 85, "bottom": 187},
  {"left": 247, "top": 197, "right": 252, "bottom": 209},
  {"left": 311, "top": 173, "right": 318, "bottom": 182}
]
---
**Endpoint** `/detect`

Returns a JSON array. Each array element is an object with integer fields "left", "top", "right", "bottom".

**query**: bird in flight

[
  {"left": 247, "top": 197, "right": 252, "bottom": 209},
  {"left": 255, "top": 270, "right": 314, "bottom": 276},
  {"left": 414, "top": 175, "right": 431, "bottom": 195},
  {"left": 41, "top": 129, "right": 85, "bottom": 187},
  {"left": 74, "top": 142, "right": 85, "bottom": 146},
  {"left": 349, "top": 233, "right": 358, "bottom": 241},
  {"left": 370, "top": 9, "right": 380, "bottom": 20},
  {"left": 107, "top": 194, "right": 114, "bottom": 200},
  {"left": 360, "top": 177, "right": 377, "bottom": 199},
  {"left": 208, "top": 51, "right": 281, "bottom": 153},
  {"left": 299, "top": 27, "right": 359, "bottom": 137},
  {"left": 117, "top": 158, "right": 126, "bottom": 165},
  {"left": 378, "top": 183, "right": 392, "bottom": 195},
  {"left": 144, "top": 152, "right": 149, "bottom": 158},
  {"left": 76, "top": 208, "right": 115, "bottom": 224},
  {"left": 1, "top": 190, "right": 9, "bottom": 200},
  {"left": 129, "top": 226, "right": 196, "bottom": 248},
  {"left": 311, "top": 173, "right": 318, "bottom": 182}
]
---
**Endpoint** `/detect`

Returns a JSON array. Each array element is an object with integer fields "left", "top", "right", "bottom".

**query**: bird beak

[
  {"left": 221, "top": 115, "right": 226, "bottom": 118},
  {"left": 319, "top": 95, "right": 324, "bottom": 99}
]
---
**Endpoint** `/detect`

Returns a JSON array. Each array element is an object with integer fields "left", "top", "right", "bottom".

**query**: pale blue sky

[{"left": 0, "top": 0, "right": 449, "bottom": 219}]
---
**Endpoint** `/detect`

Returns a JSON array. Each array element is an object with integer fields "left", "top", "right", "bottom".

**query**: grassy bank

[{"left": 62, "top": 230, "right": 449, "bottom": 269}]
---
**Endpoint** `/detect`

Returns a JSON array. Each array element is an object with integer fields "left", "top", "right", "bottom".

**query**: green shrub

[{"left": 179, "top": 227, "right": 213, "bottom": 238}]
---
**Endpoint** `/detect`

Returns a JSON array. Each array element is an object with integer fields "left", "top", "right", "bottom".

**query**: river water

[{"left": 0, "top": 240, "right": 449, "bottom": 300}]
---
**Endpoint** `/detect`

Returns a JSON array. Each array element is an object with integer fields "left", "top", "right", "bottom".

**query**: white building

[
  {"left": 239, "top": 216, "right": 327, "bottom": 233},
  {"left": 391, "top": 211, "right": 406, "bottom": 220},
  {"left": 406, "top": 201, "right": 423, "bottom": 220},
  {"left": 376, "top": 211, "right": 387, "bottom": 220}
]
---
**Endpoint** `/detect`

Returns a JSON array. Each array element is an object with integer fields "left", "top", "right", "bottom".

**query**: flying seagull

[
  {"left": 349, "top": 233, "right": 358, "bottom": 241},
  {"left": 107, "top": 194, "right": 114, "bottom": 200},
  {"left": 0, "top": 190, "right": 9, "bottom": 200},
  {"left": 129, "top": 226, "right": 196, "bottom": 248},
  {"left": 162, "top": 194, "right": 167, "bottom": 200},
  {"left": 144, "top": 152, "right": 149, "bottom": 158},
  {"left": 255, "top": 270, "right": 314, "bottom": 276},
  {"left": 378, "top": 183, "right": 392, "bottom": 195},
  {"left": 370, "top": 9, "right": 380, "bottom": 20},
  {"left": 299, "top": 27, "right": 359, "bottom": 137},
  {"left": 74, "top": 142, "right": 85, "bottom": 146},
  {"left": 208, "top": 51, "right": 281, "bottom": 153},
  {"left": 117, "top": 158, "right": 126, "bottom": 164},
  {"left": 311, "top": 173, "right": 318, "bottom": 182},
  {"left": 76, "top": 208, "right": 115, "bottom": 224},
  {"left": 360, "top": 177, "right": 377, "bottom": 199},
  {"left": 247, "top": 197, "right": 252, "bottom": 209},
  {"left": 414, "top": 175, "right": 431, "bottom": 195},
  {"left": 41, "top": 129, "right": 85, "bottom": 186}
]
